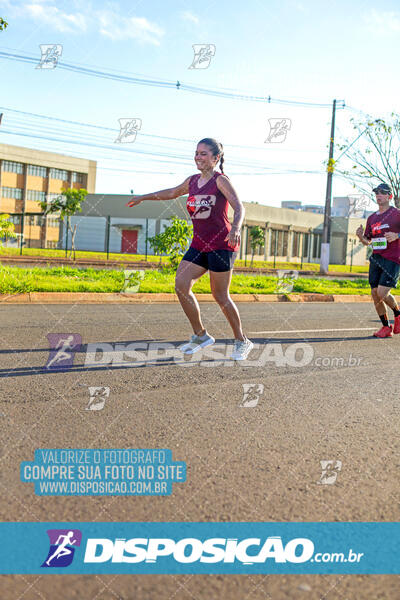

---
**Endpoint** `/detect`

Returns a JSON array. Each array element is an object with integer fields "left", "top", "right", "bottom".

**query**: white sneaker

[
  {"left": 179, "top": 332, "right": 215, "bottom": 355},
  {"left": 231, "top": 338, "right": 254, "bottom": 361}
]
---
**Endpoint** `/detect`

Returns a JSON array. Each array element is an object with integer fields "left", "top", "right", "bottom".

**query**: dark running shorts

[
  {"left": 369, "top": 253, "right": 400, "bottom": 289},
  {"left": 182, "top": 247, "right": 237, "bottom": 272}
]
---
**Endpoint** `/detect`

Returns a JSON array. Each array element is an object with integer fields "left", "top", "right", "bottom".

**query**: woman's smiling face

[{"left": 195, "top": 143, "right": 219, "bottom": 170}]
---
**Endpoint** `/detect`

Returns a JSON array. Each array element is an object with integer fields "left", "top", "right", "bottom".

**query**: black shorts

[
  {"left": 369, "top": 253, "right": 400, "bottom": 289},
  {"left": 182, "top": 247, "right": 237, "bottom": 272}
]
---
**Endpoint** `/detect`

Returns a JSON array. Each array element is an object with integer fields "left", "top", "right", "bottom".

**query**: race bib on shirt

[
  {"left": 187, "top": 195, "right": 216, "bottom": 220},
  {"left": 371, "top": 237, "right": 387, "bottom": 250}
]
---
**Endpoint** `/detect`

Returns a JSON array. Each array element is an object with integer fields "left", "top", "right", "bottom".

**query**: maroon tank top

[{"left": 187, "top": 172, "right": 238, "bottom": 252}]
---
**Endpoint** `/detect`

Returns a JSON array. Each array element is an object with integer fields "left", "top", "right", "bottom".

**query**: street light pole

[{"left": 320, "top": 99, "right": 337, "bottom": 274}]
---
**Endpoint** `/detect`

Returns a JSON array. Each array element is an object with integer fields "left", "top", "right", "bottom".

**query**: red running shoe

[
  {"left": 373, "top": 325, "right": 393, "bottom": 338},
  {"left": 393, "top": 315, "right": 400, "bottom": 334}
]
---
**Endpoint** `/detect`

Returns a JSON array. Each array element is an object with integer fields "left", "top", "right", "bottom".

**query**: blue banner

[{"left": 0, "top": 522, "right": 399, "bottom": 574}]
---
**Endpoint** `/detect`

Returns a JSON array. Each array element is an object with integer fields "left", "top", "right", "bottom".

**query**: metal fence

[
  {"left": 1, "top": 213, "right": 323, "bottom": 267},
  {"left": 1, "top": 213, "right": 175, "bottom": 260}
]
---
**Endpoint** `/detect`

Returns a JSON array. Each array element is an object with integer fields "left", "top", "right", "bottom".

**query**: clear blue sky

[{"left": 1, "top": 0, "right": 399, "bottom": 210}]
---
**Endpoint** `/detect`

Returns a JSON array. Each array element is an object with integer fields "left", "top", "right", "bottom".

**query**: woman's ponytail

[{"left": 219, "top": 153, "right": 225, "bottom": 174}]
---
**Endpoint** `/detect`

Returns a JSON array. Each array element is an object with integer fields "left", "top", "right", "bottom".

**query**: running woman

[
  {"left": 126, "top": 138, "right": 254, "bottom": 360},
  {"left": 356, "top": 183, "right": 400, "bottom": 338}
]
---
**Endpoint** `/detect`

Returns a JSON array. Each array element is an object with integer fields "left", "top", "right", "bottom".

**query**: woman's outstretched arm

[{"left": 126, "top": 177, "right": 191, "bottom": 207}]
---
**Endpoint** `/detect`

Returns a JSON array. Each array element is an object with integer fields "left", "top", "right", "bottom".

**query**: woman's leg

[
  {"left": 209, "top": 269, "right": 245, "bottom": 341},
  {"left": 175, "top": 260, "right": 208, "bottom": 335}
]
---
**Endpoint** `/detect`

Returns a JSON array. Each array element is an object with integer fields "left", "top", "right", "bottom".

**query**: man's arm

[{"left": 356, "top": 224, "right": 371, "bottom": 246}]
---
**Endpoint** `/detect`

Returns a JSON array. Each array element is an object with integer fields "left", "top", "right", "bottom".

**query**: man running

[{"left": 356, "top": 183, "right": 400, "bottom": 337}]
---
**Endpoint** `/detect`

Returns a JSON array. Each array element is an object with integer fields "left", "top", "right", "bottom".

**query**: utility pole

[{"left": 320, "top": 99, "right": 337, "bottom": 274}]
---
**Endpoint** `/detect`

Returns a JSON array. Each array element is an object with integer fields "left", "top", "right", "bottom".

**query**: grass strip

[{"left": 0, "top": 265, "right": 373, "bottom": 295}]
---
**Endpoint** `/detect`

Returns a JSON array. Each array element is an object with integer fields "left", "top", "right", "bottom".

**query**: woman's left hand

[{"left": 225, "top": 226, "right": 241, "bottom": 248}]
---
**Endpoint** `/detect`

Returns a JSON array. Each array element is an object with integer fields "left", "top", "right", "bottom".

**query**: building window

[
  {"left": 303, "top": 234, "right": 310, "bottom": 258},
  {"left": 292, "top": 232, "right": 301, "bottom": 257},
  {"left": 2, "top": 161, "right": 24, "bottom": 174},
  {"left": 72, "top": 172, "right": 85, "bottom": 184},
  {"left": 1, "top": 186, "right": 23, "bottom": 199},
  {"left": 27, "top": 190, "right": 46, "bottom": 202},
  {"left": 313, "top": 234, "right": 322, "bottom": 258},
  {"left": 26, "top": 215, "right": 43, "bottom": 226},
  {"left": 28, "top": 165, "right": 47, "bottom": 177},
  {"left": 270, "top": 229, "right": 277, "bottom": 255},
  {"left": 47, "top": 217, "right": 60, "bottom": 228},
  {"left": 49, "top": 168, "right": 69, "bottom": 180},
  {"left": 270, "top": 229, "right": 289, "bottom": 256},
  {"left": 46, "top": 240, "right": 58, "bottom": 249},
  {"left": 283, "top": 231, "right": 289, "bottom": 256}
]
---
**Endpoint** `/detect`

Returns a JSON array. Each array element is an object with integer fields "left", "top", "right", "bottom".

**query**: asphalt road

[{"left": 0, "top": 302, "right": 399, "bottom": 599}]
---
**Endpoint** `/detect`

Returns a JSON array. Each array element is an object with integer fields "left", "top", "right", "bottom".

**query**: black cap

[{"left": 373, "top": 183, "right": 392, "bottom": 194}]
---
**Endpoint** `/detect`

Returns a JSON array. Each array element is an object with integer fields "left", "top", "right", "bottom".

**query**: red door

[{"left": 121, "top": 230, "right": 138, "bottom": 254}]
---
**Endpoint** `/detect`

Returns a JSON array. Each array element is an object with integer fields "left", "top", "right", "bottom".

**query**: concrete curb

[{"left": 0, "top": 292, "right": 381, "bottom": 304}]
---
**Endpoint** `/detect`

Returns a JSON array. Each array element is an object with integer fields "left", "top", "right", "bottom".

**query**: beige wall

[{"left": 26, "top": 175, "right": 47, "bottom": 192}]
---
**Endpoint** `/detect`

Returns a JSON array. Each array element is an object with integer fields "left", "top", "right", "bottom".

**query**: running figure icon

[
  {"left": 41, "top": 528, "right": 82, "bottom": 568},
  {"left": 45, "top": 333, "right": 82, "bottom": 370},
  {"left": 46, "top": 335, "right": 75, "bottom": 369},
  {"left": 45, "top": 531, "right": 77, "bottom": 566}
]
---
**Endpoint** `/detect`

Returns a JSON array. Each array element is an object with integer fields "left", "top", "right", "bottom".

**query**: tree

[
  {"left": 40, "top": 187, "right": 88, "bottom": 260},
  {"left": 0, "top": 214, "right": 17, "bottom": 246},
  {"left": 148, "top": 216, "right": 193, "bottom": 270},
  {"left": 0, "top": 17, "right": 8, "bottom": 31},
  {"left": 249, "top": 226, "right": 265, "bottom": 266},
  {"left": 335, "top": 114, "right": 400, "bottom": 208}
]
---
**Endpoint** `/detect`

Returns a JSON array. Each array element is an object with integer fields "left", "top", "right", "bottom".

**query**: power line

[
  {"left": 2, "top": 110, "right": 325, "bottom": 172},
  {"left": 2, "top": 126, "right": 324, "bottom": 176},
  {"left": 0, "top": 106, "right": 328, "bottom": 154},
  {"left": 0, "top": 50, "right": 346, "bottom": 109}
]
